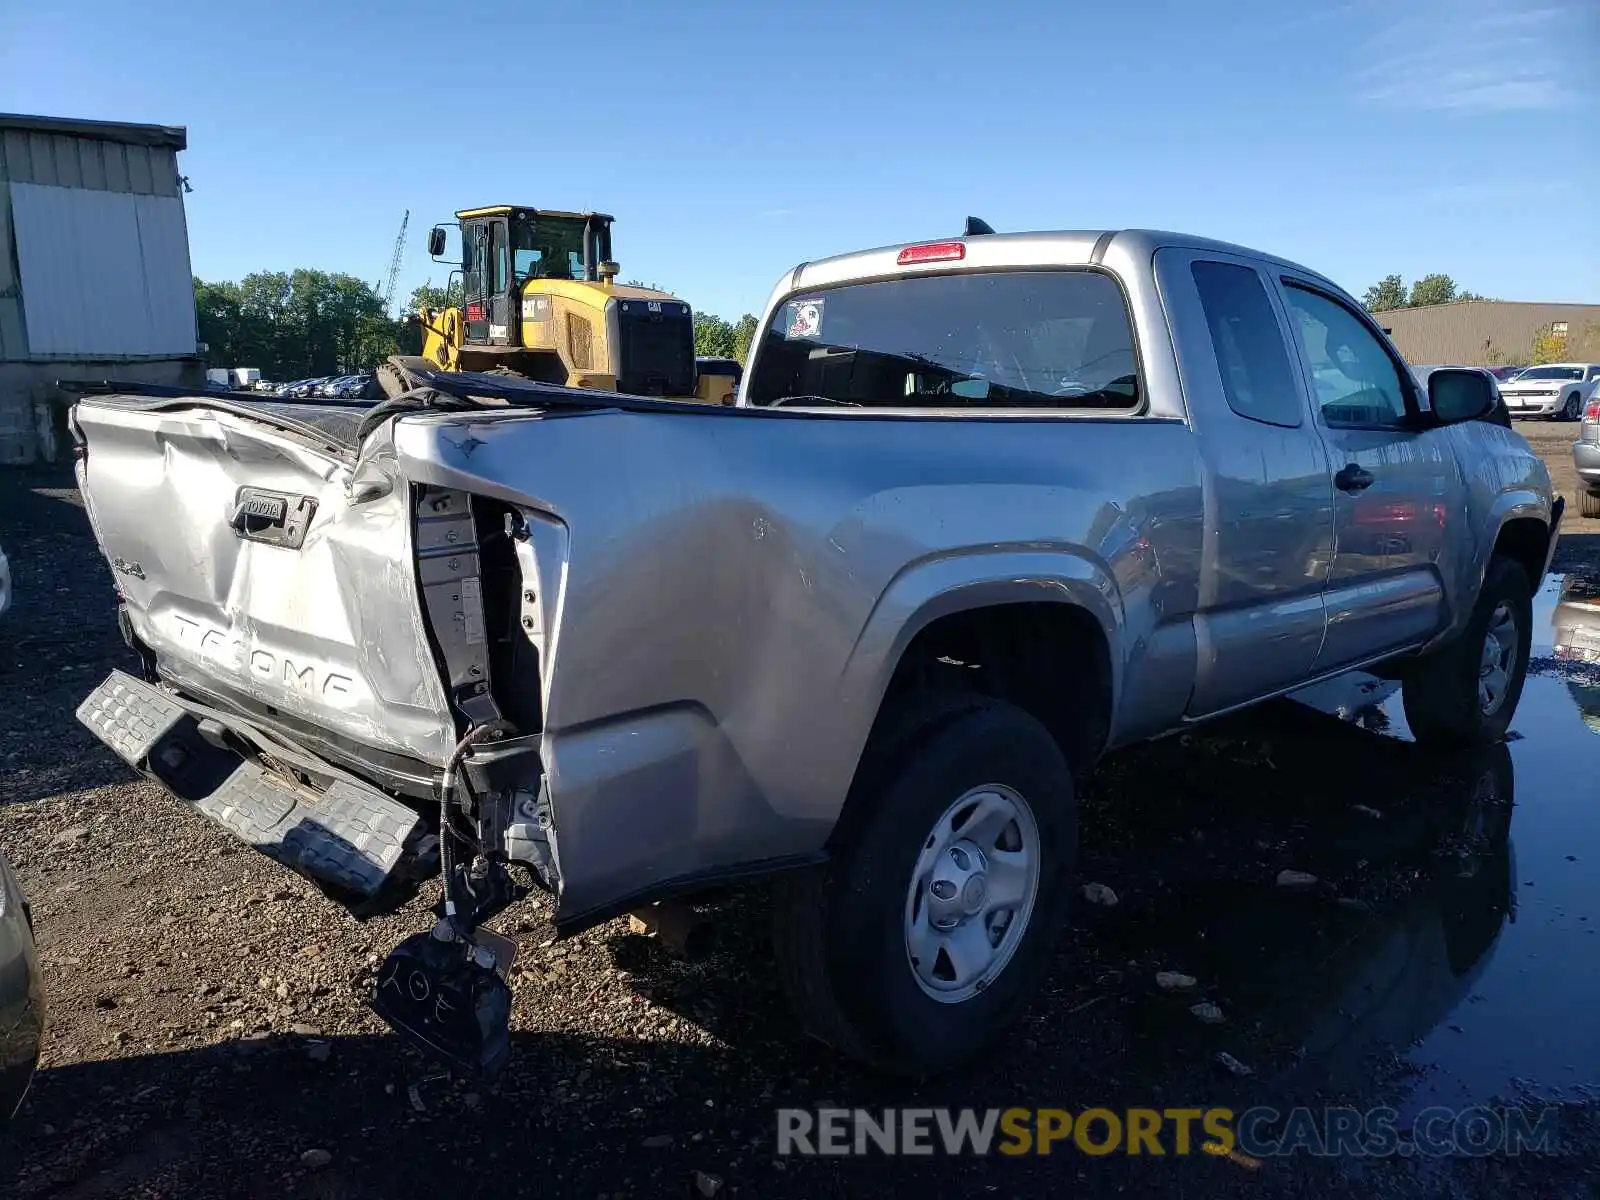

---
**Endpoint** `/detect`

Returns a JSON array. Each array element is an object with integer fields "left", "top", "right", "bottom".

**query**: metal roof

[
  {"left": 454, "top": 205, "right": 615, "bottom": 221},
  {"left": 0, "top": 112, "right": 186, "bottom": 151}
]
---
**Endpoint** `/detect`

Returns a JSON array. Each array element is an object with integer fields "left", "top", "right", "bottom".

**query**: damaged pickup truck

[{"left": 68, "top": 227, "right": 1560, "bottom": 1079}]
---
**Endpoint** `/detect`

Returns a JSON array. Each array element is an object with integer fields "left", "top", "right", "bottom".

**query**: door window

[
  {"left": 1282, "top": 285, "right": 1411, "bottom": 429},
  {"left": 1191, "top": 261, "right": 1303, "bottom": 427},
  {"left": 490, "top": 222, "right": 508, "bottom": 294},
  {"left": 463, "top": 227, "right": 485, "bottom": 297}
]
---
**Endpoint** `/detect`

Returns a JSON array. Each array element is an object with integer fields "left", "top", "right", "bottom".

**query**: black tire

[
  {"left": 1562, "top": 392, "right": 1582, "bottom": 421},
  {"left": 1580, "top": 490, "right": 1600, "bottom": 520},
  {"left": 1402, "top": 555, "right": 1532, "bottom": 747},
  {"left": 771, "top": 694, "right": 1076, "bottom": 1076}
]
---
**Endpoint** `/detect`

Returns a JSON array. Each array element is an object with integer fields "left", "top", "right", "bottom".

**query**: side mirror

[
  {"left": 1428, "top": 368, "right": 1496, "bottom": 425},
  {"left": 427, "top": 227, "right": 447, "bottom": 258}
]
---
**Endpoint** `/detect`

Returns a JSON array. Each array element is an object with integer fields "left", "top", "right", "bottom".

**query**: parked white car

[{"left": 1497, "top": 363, "right": 1600, "bottom": 420}]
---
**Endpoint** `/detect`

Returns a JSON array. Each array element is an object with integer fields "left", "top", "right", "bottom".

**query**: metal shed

[
  {"left": 1379, "top": 300, "right": 1600, "bottom": 368},
  {"left": 0, "top": 112, "right": 202, "bottom": 464}
]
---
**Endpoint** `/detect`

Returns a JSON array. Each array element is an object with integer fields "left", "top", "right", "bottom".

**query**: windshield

[
  {"left": 511, "top": 217, "right": 587, "bottom": 282},
  {"left": 1514, "top": 366, "right": 1583, "bottom": 381},
  {"left": 744, "top": 270, "right": 1140, "bottom": 410}
]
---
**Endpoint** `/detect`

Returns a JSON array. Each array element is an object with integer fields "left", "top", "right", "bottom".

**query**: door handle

[{"left": 1335, "top": 463, "right": 1375, "bottom": 493}]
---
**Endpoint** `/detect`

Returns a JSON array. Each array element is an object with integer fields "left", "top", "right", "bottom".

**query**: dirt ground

[{"left": 2, "top": 420, "right": 1599, "bottom": 1199}]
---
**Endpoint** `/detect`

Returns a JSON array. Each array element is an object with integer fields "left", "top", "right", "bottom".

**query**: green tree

[
  {"left": 694, "top": 312, "right": 736, "bottom": 358},
  {"left": 732, "top": 313, "right": 759, "bottom": 364},
  {"left": 1530, "top": 324, "right": 1568, "bottom": 365},
  {"left": 408, "top": 281, "right": 464, "bottom": 315},
  {"left": 1407, "top": 274, "right": 1459, "bottom": 308},
  {"left": 1362, "top": 275, "right": 1407, "bottom": 312},
  {"left": 194, "top": 277, "right": 244, "bottom": 366},
  {"left": 193, "top": 269, "right": 397, "bottom": 380}
]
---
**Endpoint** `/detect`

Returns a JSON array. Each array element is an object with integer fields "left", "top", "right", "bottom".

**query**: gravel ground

[{"left": 2, "top": 420, "right": 1599, "bottom": 1199}]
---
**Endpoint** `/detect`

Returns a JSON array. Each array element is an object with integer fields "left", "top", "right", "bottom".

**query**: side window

[
  {"left": 490, "top": 222, "right": 508, "bottom": 294},
  {"left": 1282, "top": 284, "right": 1411, "bottom": 429},
  {"left": 1191, "top": 261, "right": 1303, "bottom": 427},
  {"left": 463, "top": 227, "right": 484, "bottom": 297}
]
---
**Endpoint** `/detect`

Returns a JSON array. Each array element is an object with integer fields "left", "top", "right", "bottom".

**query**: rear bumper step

[{"left": 78, "top": 671, "right": 425, "bottom": 898}]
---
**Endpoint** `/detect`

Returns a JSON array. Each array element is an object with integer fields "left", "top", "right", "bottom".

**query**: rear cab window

[{"left": 744, "top": 270, "right": 1140, "bottom": 411}]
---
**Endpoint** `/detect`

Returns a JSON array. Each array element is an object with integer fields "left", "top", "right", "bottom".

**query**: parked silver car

[
  {"left": 0, "top": 847, "right": 43, "bottom": 1123},
  {"left": 1575, "top": 396, "right": 1600, "bottom": 517},
  {"left": 67, "top": 226, "right": 1560, "bottom": 1080},
  {"left": 0, "top": 540, "right": 11, "bottom": 621}
]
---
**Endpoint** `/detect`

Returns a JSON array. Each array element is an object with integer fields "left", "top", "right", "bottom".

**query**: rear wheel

[
  {"left": 1580, "top": 490, "right": 1600, "bottom": 519},
  {"left": 771, "top": 695, "right": 1076, "bottom": 1076},
  {"left": 1402, "top": 554, "right": 1531, "bottom": 746}
]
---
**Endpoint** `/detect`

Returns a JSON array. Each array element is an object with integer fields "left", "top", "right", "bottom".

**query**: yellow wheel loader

[{"left": 374, "top": 206, "right": 738, "bottom": 405}]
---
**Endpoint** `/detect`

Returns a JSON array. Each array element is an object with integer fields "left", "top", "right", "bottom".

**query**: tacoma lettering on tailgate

[{"left": 170, "top": 614, "right": 356, "bottom": 704}]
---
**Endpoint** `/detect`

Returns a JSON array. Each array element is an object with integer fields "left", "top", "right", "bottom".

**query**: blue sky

[{"left": 4, "top": 0, "right": 1596, "bottom": 319}]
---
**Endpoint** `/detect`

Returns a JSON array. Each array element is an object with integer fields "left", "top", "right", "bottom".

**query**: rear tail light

[
  {"left": 1585, "top": 399, "right": 1600, "bottom": 421},
  {"left": 897, "top": 241, "right": 966, "bottom": 265}
]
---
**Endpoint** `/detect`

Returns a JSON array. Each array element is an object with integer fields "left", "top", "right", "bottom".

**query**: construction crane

[{"left": 379, "top": 210, "right": 409, "bottom": 313}]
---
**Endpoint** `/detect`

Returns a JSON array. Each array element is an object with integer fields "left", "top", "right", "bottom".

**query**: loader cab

[{"left": 455, "top": 206, "right": 615, "bottom": 347}]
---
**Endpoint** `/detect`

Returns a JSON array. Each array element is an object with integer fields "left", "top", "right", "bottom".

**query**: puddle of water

[
  {"left": 1389, "top": 572, "right": 1600, "bottom": 1110},
  {"left": 1094, "top": 571, "right": 1600, "bottom": 1116},
  {"left": 1302, "top": 571, "right": 1600, "bottom": 1112}
]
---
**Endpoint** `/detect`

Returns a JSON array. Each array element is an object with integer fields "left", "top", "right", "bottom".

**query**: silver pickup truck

[{"left": 67, "top": 226, "right": 1560, "bottom": 1079}]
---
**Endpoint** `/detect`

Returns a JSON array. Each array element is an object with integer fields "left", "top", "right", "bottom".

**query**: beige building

[
  {"left": 1, "top": 112, "right": 202, "bottom": 464},
  {"left": 1377, "top": 300, "right": 1600, "bottom": 368}
]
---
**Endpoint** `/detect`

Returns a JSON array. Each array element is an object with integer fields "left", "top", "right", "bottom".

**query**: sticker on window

[{"left": 785, "top": 299, "right": 825, "bottom": 340}]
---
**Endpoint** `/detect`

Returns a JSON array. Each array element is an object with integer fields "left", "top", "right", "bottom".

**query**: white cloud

[{"left": 1352, "top": 1, "right": 1592, "bottom": 112}]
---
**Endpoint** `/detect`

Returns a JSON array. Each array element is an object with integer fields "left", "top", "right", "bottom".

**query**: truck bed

[{"left": 61, "top": 369, "right": 736, "bottom": 457}]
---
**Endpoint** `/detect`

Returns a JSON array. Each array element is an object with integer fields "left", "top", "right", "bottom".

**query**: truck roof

[
  {"left": 455, "top": 205, "right": 616, "bottom": 222},
  {"left": 780, "top": 228, "right": 1342, "bottom": 301}
]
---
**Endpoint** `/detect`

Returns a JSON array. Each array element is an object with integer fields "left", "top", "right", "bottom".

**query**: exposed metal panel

[
  {"left": 0, "top": 300, "right": 24, "bottom": 361},
  {"left": 0, "top": 112, "right": 187, "bottom": 151},
  {"left": 0, "top": 182, "right": 16, "bottom": 360},
  {"left": 127, "top": 144, "right": 154, "bottom": 193},
  {"left": 78, "top": 140, "right": 107, "bottom": 189},
  {"left": 26, "top": 133, "right": 55, "bottom": 185},
  {"left": 132, "top": 192, "right": 198, "bottom": 351},
  {"left": 0, "top": 131, "right": 177, "bottom": 195},
  {"left": 103, "top": 143, "right": 130, "bottom": 191},
  {"left": 0, "top": 131, "right": 27, "bottom": 181},
  {"left": 52, "top": 135, "right": 83, "bottom": 189},
  {"left": 0, "top": 182, "right": 14, "bottom": 292},
  {"left": 9, "top": 182, "right": 196, "bottom": 358}
]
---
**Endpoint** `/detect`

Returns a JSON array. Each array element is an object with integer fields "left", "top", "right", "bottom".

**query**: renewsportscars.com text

[{"left": 776, "top": 1105, "right": 1562, "bottom": 1158}]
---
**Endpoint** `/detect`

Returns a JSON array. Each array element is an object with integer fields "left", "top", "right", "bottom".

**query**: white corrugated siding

[{"left": 9, "top": 182, "right": 197, "bottom": 357}]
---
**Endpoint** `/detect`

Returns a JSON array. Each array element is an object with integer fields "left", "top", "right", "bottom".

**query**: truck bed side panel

[{"left": 391, "top": 407, "right": 1206, "bottom": 919}]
